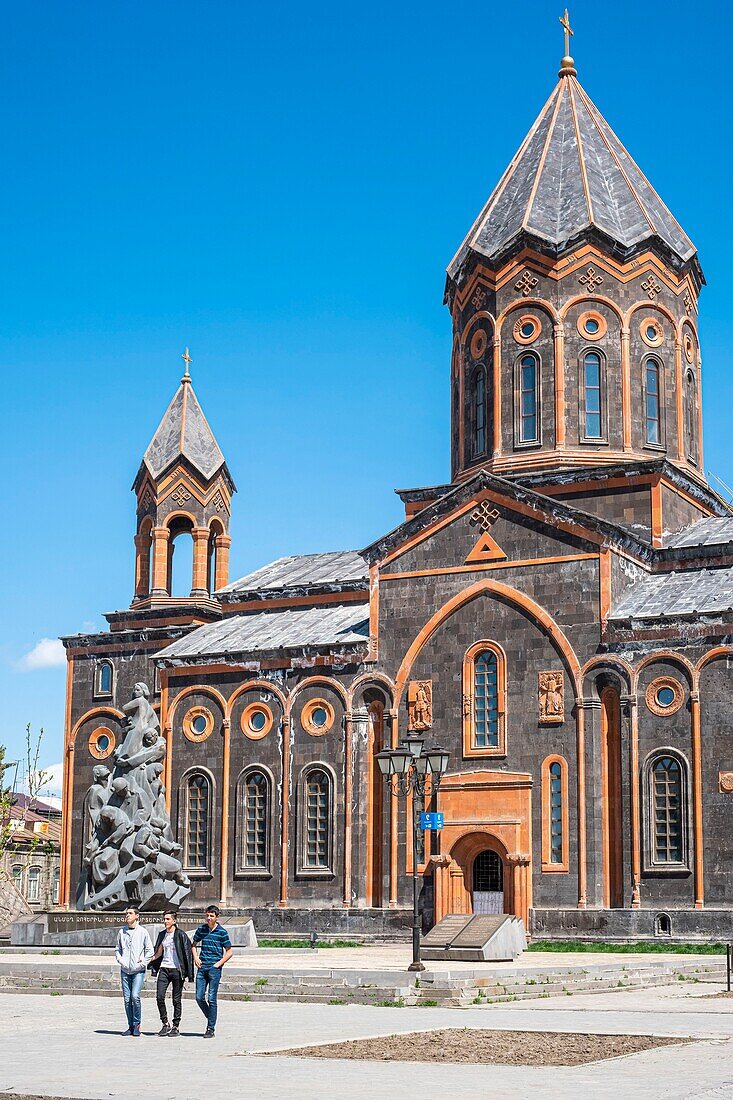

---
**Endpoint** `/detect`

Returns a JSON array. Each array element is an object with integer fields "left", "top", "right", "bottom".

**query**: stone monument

[{"left": 77, "top": 682, "right": 190, "bottom": 911}]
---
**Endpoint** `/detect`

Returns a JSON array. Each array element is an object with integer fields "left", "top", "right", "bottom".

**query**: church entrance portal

[{"left": 472, "top": 849, "right": 504, "bottom": 914}]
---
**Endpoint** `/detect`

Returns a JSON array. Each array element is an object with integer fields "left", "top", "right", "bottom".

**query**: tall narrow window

[
  {"left": 685, "top": 371, "right": 697, "bottom": 462},
  {"left": 27, "top": 866, "right": 40, "bottom": 902},
  {"left": 473, "top": 650, "right": 499, "bottom": 749},
  {"left": 474, "top": 368, "right": 487, "bottom": 456},
  {"left": 11, "top": 866, "right": 23, "bottom": 892},
  {"left": 645, "top": 360, "right": 661, "bottom": 445},
  {"left": 52, "top": 866, "right": 60, "bottom": 904},
  {"left": 184, "top": 772, "right": 210, "bottom": 870},
  {"left": 549, "top": 762, "right": 563, "bottom": 863},
  {"left": 542, "top": 755, "right": 569, "bottom": 871},
  {"left": 583, "top": 351, "right": 603, "bottom": 439},
  {"left": 463, "top": 642, "right": 507, "bottom": 757},
  {"left": 518, "top": 354, "right": 539, "bottom": 443},
  {"left": 96, "top": 660, "right": 113, "bottom": 698},
  {"left": 244, "top": 771, "right": 269, "bottom": 870},
  {"left": 653, "top": 756, "right": 682, "bottom": 863},
  {"left": 302, "top": 768, "right": 331, "bottom": 871}
]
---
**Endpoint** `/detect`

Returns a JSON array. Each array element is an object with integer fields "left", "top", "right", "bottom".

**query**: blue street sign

[{"left": 420, "top": 811, "right": 444, "bottom": 831}]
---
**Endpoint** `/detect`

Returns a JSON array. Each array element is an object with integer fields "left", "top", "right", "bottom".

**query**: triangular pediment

[{"left": 362, "top": 470, "right": 650, "bottom": 576}]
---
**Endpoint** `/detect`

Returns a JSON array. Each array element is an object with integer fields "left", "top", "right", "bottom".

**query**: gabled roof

[
  {"left": 141, "top": 376, "right": 228, "bottom": 483},
  {"left": 448, "top": 70, "right": 700, "bottom": 283},
  {"left": 664, "top": 517, "right": 733, "bottom": 549},
  {"left": 221, "top": 551, "right": 368, "bottom": 598},
  {"left": 157, "top": 601, "right": 370, "bottom": 663},
  {"left": 611, "top": 567, "right": 733, "bottom": 622},
  {"left": 361, "top": 467, "right": 653, "bottom": 566}
]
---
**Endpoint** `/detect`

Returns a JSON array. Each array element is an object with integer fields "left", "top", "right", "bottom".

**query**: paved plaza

[{"left": 1, "top": 981, "right": 732, "bottom": 1099}]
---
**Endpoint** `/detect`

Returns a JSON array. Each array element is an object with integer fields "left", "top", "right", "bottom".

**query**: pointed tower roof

[
  {"left": 141, "top": 354, "right": 228, "bottom": 483},
  {"left": 447, "top": 62, "right": 701, "bottom": 285}
]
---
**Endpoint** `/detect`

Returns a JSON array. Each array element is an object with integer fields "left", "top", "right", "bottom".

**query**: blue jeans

[
  {"left": 120, "top": 970, "right": 145, "bottom": 1030},
  {"left": 195, "top": 966, "right": 221, "bottom": 1030}
]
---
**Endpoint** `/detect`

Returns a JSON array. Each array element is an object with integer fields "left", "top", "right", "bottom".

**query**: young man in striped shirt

[{"left": 192, "top": 905, "right": 233, "bottom": 1038}]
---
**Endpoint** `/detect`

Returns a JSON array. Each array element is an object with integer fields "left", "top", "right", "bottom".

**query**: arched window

[
  {"left": 167, "top": 517, "right": 195, "bottom": 597},
  {"left": 11, "top": 866, "right": 23, "bottom": 892},
  {"left": 582, "top": 351, "right": 603, "bottom": 440},
  {"left": 685, "top": 370, "right": 697, "bottom": 463},
  {"left": 95, "top": 660, "right": 114, "bottom": 698},
  {"left": 473, "top": 367, "right": 487, "bottom": 457},
  {"left": 182, "top": 771, "right": 212, "bottom": 872},
  {"left": 517, "top": 353, "right": 539, "bottom": 444},
  {"left": 643, "top": 752, "right": 689, "bottom": 871},
  {"left": 652, "top": 756, "right": 682, "bottom": 863},
  {"left": 298, "top": 767, "right": 333, "bottom": 874},
  {"left": 236, "top": 769, "right": 270, "bottom": 873},
  {"left": 27, "top": 866, "right": 41, "bottom": 902},
  {"left": 462, "top": 642, "right": 507, "bottom": 757},
  {"left": 542, "top": 756, "right": 569, "bottom": 871},
  {"left": 645, "top": 359, "right": 662, "bottom": 446}
]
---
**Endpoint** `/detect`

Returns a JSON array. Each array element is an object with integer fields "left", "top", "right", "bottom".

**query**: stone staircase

[{"left": 0, "top": 957, "right": 725, "bottom": 1007}]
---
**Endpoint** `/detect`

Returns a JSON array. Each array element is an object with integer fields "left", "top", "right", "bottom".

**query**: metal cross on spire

[
  {"left": 560, "top": 9, "right": 573, "bottom": 55},
  {"left": 558, "top": 9, "right": 577, "bottom": 76},
  {"left": 181, "top": 347, "right": 192, "bottom": 381}
]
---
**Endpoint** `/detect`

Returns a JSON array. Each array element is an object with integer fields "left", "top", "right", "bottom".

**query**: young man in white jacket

[{"left": 115, "top": 906, "right": 154, "bottom": 1036}]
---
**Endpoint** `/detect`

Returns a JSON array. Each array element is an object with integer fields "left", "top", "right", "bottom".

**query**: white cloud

[
  {"left": 17, "top": 638, "right": 66, "bottom": 671},
  {"left": 20, "top": 762, "right": 64, "bottom": 799}
]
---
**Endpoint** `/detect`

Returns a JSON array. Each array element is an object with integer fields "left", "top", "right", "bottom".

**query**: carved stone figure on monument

[
  {"left": 408, "top": 679, "right": 433, "bottom": 731},
  {"left": 76, "top": 682, "right": 191, "bottom": 911},
  {"left": 538, "top": 671, "right": 565, "bottom": 724}
]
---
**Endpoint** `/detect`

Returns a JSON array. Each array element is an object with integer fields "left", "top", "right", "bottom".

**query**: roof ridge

[
  {"left": 567, "top": 78, "right": 594, "bottom": 228},
  {"left": 522, "top": 79, "right": 565, "bottom": 232}
]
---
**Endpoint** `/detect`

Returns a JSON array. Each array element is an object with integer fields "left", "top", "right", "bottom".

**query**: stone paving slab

[{"left": 1, "top": 990, "right": 733, "bottom": 1100}]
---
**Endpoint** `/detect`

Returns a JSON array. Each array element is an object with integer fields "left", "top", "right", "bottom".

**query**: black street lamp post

[{"left": 375, "top": 735, "right": 450, "bottom": 972}]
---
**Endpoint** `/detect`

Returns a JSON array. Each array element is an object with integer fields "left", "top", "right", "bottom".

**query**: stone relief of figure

[
  {"left": 77, "top": 682, "right": 190, "bottom": 912},
  {"left": 538, "top": 671, "right": 565, "bottom": 724},
  {"left": 408, "top": 679, "right": 433, "bottom": 731}
]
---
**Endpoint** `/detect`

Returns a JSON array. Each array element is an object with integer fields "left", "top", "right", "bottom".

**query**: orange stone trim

[
  {"left": 383, "top": 552, "right": 597, "bottom": 583},
  {"left": 240, "top": 701, "right": 275, "bottom": 740},
  {"left": 88, "top": 726, "right": 115, "bottom": 760},
  {"left": 645, "top": 675, "right": 685, "bottom": 716},
  {"left": 301, "top": 698, "right": 335, "bottom": 736},
  {"left": 182, "top": 705, "right": 215, "bottom": 743}
]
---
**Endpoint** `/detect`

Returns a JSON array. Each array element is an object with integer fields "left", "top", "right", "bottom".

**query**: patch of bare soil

[
  {"left": 704, "top": 990, "right": 733, "bottom": 998},
  {"left": 265, "top": 1028, "right": 691, "bottom": 1066}
]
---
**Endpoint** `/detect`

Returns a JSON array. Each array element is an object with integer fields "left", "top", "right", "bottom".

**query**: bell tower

[
  {"left": 444, "top": 18, "right": 704, "bottom": 488},
  {"left": 131, "top": 350, "right": 235, "bottom": 607}
]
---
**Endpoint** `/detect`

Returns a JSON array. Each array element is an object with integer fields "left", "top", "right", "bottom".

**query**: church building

[{"left": 60, "top": 36, "right": 733, "bottom": 939}]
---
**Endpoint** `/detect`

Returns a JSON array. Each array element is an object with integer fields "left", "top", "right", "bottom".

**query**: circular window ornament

[
  {"left": 646, "top": 677, "right": 684, "bottom": 717},
  {"left": 577, "top": 310, "right": 607, "bottom": 341},
  {"left": 302, "top": 698, "right": 335, "bottom": 736},
  {"left": 470, "top": 329, "right": 488, "bottom": 361},
  {"left": 89, "top": 726, "right": 115, "bottom": 760},
  {"left": 240, "top": 701, "right": 274, "bottom": 740},
  {"left": 513, "top": 315, "right": 540, "bottom": 345},
  {"left": 683, "top": 330, "right": 696, "bottom": 364},
  {"left": 640, "top": 316, "right": 664, "bottom": 348},
  {"left": 182, "top": 706, "right": 214, "bottom": 743}
]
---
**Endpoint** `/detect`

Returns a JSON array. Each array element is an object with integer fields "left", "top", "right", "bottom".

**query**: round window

[
  {"left": 250, "top": 710, "right": 267, "bottom": 732},
  {"left": 89, "top": 726, "right": 116, "bottom": 760},
  {"left": 684, "top": 331, "right": 695, "bottom": 364},
  {"left": 577, "top": 311, "right": 607, "bottom": 340},
  {"left": 521, "top": 322, "right": 534, "bottom": 338},
  {"left": 302, "top": 699, "right": 335, "bottom": 736},
  {"left": 240, "top": 701, "right": 274, "bottom": 740},
  {"left": 646, "top": 324, "right": 657, "bottom": 341},
  {"left": 645, "top": 677, "right": 684, "bottom": 716},
  {"left": 640, "top": 316, "right": 664, "bottom": 348},
  {"left": 183, "top": 706, "right": 214, "bottom": 742},
  {"left": 513, "top": 315, "right": 539, "bottom": 344},
  {"left": 470, "top": 329, "right": 488, "bottom": 360},
  {"left": 656, "top": 686, "right": 676, "bottom": 708}
]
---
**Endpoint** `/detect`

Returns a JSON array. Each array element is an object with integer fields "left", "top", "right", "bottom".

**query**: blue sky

[{"left": 3, "top": 0, "right": 732, "bottom": 787}]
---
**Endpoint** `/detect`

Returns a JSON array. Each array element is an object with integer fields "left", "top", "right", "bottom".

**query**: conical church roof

[
  {"left": 448, "top": 70, "right": 699, "bottom": 281},
  {"left": 142, "top": 374, "right": 227, "bottom": 482}
]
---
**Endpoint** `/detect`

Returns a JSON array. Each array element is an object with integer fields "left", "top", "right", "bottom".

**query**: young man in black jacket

[{"left": 149, "top": 910, "right": 194, "bottom": 1036}]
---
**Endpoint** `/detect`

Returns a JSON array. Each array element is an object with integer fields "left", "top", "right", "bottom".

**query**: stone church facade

[{"left": 60, "top": 49, "right": 733, "bottom": 938}]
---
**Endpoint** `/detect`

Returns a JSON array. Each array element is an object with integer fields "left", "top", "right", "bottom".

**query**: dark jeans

[
  {"left": 156, "top": 967, "right": 184, "bottom": 1027},
  {"left": 195, "top": 966, "right": 221, "bottom": 1030},
  {"left": 120, "top": 970, "right": 145, "bottom": 1030}
]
